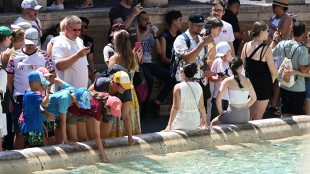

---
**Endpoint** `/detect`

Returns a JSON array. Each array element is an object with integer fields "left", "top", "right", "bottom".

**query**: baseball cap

[
  {"left": 188, "top": 13, "right": 205, "bottom": 26},
  {"left": 106, "top": 96, "right": 122, "bottom": 117},
  {"left": 110, "top": 23, "right": 126, "bottom": 37},
  {"left": 216, "top": 41, "right": 231, "bottom": 57},
  {"left": 28, "top": 70, "right": 50, "bottom": 85},
  {"left": 0, "top": 26, "right": 12, "bottom": 36},
  {"left": 75, "top": 88, "right": 91, "bottom": 109},
  {"left": 11, "top": 22, "right": 32, "bottom": 31},
  {"left": 37, "top": 67, "right": 54, "bottom": 77},
  {"left": 273, "top": 0, "right": 288, "bottom": 8},
  {"left": 113, "top": 71, "right": 133, "bottom": 90},
  {"left": 24, "top": 28, "right": 39, "bottom": 45},
  {"left": 21, "top": 0, "right": 42, "bottom": 10}
]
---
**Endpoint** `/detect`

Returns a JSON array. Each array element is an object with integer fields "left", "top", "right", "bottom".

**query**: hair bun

[{"left": 183, "top": 62, "right": 198, "bottom": 79}]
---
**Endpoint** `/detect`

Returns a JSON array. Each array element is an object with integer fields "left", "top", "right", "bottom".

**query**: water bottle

[{"left": 151, "top": 25, "right": 158, "bottom": 33}]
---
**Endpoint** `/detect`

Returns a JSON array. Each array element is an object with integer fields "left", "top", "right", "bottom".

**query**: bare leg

[
  {"left": 271, "top": 80, "right": 280, "bottom": 108},
  {"left": 100, "top": 122, "right": 113, "bottom": 139},
  {"left": 14, "top": 132, "right": 24, "bottom": 149},
  {"left": 54, "top": 126, "right": 63, "bottom": 144},
  {"left": 250, "top": 100, "right": 269, "bottom": 120},
  {"left": 304, "top": 100, "right": 310, "bottom": 115},
  {"left": 67, "top": 124, "right": 78, "bottom": 142},
  {"left": 55, "top": 0, "right": 64, "bottom": 5},
  {"left": 210, "top": 116, "right": 222, "bottom": 126},
  {"left": 77, "top": 121, "right": 87, "bottom": 142},
  {"left": 85, "top": 117, "right": 95, "bottom": 140}
]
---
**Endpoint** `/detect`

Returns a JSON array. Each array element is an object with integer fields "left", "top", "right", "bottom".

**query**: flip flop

[{"left": 75, "top": 3, "right": 94, "bottom": 9}]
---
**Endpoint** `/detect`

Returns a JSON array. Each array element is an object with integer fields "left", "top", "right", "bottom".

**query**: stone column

[{"left": 4, "top": 0, "right": 46, "bottom": 13}]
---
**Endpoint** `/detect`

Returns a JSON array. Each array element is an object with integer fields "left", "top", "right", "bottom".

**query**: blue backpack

[{"left": 170, "top": 33, "right": 191, "bottom": 78}]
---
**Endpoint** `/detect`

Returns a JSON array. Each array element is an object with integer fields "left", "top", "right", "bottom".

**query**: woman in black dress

[{"left": 241, "top": 21, "right": 278, "bottom": 120}]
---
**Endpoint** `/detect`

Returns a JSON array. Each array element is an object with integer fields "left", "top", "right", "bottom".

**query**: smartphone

[
  {"left": 276, "top": 28, "right": 283, "bottom": 38},
  {"left": 217, "top": 72, "right": 224, "bottom": 77},
  {"left": 86, "top": 42, "right": 92, "bottom": 49},
  {"left": 134, "top": 42, "right": 141, "bottom": 51}
]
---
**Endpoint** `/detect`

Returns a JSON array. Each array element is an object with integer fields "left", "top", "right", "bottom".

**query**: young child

[
  {"left": 210, "top": 41, "right": 234, "bottom": 121},
  {"left": 67, "top": 91, "right": 122, "bottom": 162},
  {"left": 41, "top": 78, "right": 91, "bottom": 146},
  {"left": 22, "top": 70, "right": 50, "bottom": 148}
]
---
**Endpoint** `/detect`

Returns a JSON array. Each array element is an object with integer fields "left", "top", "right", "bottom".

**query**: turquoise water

[{"left": 43, "top": 136, "right": 309, "bottom": 174}]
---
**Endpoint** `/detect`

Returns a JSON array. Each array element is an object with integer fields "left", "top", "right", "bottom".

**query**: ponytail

[
  {"left": 89, "top": 90, "right": 110, "bottom": 123},
  {"left": 229, "top": 57, "right": 244, "bottom": 88}
]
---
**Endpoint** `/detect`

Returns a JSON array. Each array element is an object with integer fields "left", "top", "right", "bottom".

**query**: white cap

[
  {"left": 11, "top": 22, "right": 32, "bottom": 31},
  {"left": 216, "top": 41, "right": 231, "bottom": 57},
  {"left": 21, "top": 0, "right": 42, "bottom": 10},
  {"left": 24, "top": 28, "right": 39, "bottom": 45}
]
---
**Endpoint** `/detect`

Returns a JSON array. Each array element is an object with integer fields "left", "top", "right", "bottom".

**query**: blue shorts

[
  {"left": 306, "top": 77, "right": 310, "bottom": 100},
  {"left": 106, "top": 115, "right": 115, "bottom": 122}
]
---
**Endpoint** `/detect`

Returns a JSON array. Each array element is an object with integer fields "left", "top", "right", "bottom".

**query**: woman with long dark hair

[{"left": 211, "top": 57, "right": 256, "bottom": 125}]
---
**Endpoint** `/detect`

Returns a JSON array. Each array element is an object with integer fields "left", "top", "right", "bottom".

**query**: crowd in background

[{"left": 0, "top": 0, "right": 310, "bottom": 163}]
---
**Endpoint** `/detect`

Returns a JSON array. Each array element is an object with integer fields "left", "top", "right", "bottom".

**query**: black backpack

[{"left": 170, "top": 33, "right": 191, "bottom": 78}]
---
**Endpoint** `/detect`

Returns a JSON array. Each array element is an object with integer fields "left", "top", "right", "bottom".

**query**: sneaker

[
  {"left": 47, "top": 4, "right": 64, "bottom": 11},
  {"left": 150, "top": 100, "right": 160, "bottom": 117},
  {"left": 268, "top": 107, "right": 277, "bottom": 114},
  {"left": 274, "top": 107, "right": 282, "bottom": 116}
]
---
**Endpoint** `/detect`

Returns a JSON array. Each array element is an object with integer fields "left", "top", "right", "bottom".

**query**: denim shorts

[
  {"left": 106, "top": 115, "right": 115, "bottom": 122},
  {"left": 306, "top": 77, "right": 310, "bottom": 100}
]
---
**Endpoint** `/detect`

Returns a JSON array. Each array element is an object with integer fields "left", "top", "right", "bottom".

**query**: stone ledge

[{"left": 0, "top": 116, "right": 309, "bottom": 173}]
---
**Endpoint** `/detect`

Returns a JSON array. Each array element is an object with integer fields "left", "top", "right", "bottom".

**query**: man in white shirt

[
  {"left": 211, "top": 0, "right": 235, "bottom": 56},
  {"left": 13, "top": 0, "right": 42, "bottom": 36},
  {"left": 52, "top": 15, "right": 90, "bottom": 89}
]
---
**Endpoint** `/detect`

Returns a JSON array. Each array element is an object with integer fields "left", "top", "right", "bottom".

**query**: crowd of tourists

[{"left": 0, "top": 0, "right": 309, "bottom": 163}]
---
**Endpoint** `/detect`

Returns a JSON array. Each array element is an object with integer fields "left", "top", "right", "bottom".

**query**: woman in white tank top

[
  {"left": 211, "top": 57, "right": 257, "bottom": 125},
  {"left": 162, "top": 62, "right": 211, "bottom": 131}
]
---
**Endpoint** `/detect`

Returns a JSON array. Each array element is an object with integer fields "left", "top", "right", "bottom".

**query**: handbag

[
  {"left": 278, "top": 43, "right": 304, "bottom": 88},
  {"left": 134, "top": 55, "right": 148, "bottom": 103}
]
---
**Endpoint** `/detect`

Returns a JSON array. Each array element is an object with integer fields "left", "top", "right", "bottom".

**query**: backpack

[
  {"left": 278, "top": 43, "right": 304, "bottom": 88},
  {"left": 170, "top": 33, "right": 191, "bottom": 78}
]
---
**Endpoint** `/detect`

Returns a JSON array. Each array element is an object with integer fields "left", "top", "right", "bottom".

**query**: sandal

[{"left": 75, "top": 3, "right": 94, "bottom": 9}]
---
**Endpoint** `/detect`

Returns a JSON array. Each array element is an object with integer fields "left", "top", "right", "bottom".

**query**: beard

[{"left": 139, "top": 25, "right": 147, "bottom": 31}]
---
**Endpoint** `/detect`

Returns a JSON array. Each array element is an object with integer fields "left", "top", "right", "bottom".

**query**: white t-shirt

[
  {"left": 103, "top": 43, "right": 114, "bottom": 66},
  {"left": 214, "top": 20, "right": 235, "bottom": 44},
  {"left": 13, "top": 16, "right": 42, "bottom": 36},
  {"left": 52, "top": 35, "right": 88, "bottom": 89},
  {"left": 6, "top": 49, "right": 54, "bottom": 96}
]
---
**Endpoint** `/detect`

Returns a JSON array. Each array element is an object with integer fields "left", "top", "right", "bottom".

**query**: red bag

[{"left": 135, "top": 81, "right": 148, "bottom": 103}]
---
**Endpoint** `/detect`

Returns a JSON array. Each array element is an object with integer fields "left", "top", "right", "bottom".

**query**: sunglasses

[
  {"left": 82, "top": 25, "right": 88, "bottom": 29},
  {"left": 212, "top": 9, "right": 223, "bottom": 13},
  {"left": 71, "top": 28, "right": 82, "bottom": 31}
]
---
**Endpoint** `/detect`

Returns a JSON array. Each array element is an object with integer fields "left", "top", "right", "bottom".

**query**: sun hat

[
  {"left": 188, "top": 13, "right": 205, "bottom": 26},
  {"left": 21, "top": 0, "right": 42, "bottom": 10},
  {"left": 216, "top": 41, "right": 231, "bottom": 57},
  {"left": 28, "top": 70, "right": 50, "bottom": 86},
  {"left": 273, "top": 0, "right": 288, "bottom": 8},
  {"left": 113, "top": 71, "right": 133, "bottom": 90},
  {"left": 106, "top": 96, "right": 122, "bottom": 117},
  {"left": 0, "top": 26, "right": 12, "bottom": 36},
  {"left": 75, "top": 88, "right": 91, "bottom": 109},
  {"left": 11, "top": 22, "right": 32, "bottom": 31},
  {"left": 24, "top": 28, "right": 39, "bottom": 45}
]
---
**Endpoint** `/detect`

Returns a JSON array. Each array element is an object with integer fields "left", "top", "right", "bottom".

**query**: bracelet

[
  {"left": 272, "top": 39, "right": 278, "bottom": 43},
  {"left": 153, "top": 36, "right": 159, "bottom": 39}
]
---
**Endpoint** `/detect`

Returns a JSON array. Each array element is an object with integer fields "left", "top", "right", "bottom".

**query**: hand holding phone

[
  {"left": 217, "top": 72, "right": 224, "bottom": 77},
  {"left": 134, "top": 42, "right": 141, "bottom": 51},
  {"left": 86, "top": 42, "right": 92, "bottom": 49}
]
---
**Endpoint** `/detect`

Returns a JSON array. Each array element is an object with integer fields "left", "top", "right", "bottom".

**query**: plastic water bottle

[{"left": 151, "top": 25, "right": 158, "bottom": 33}]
